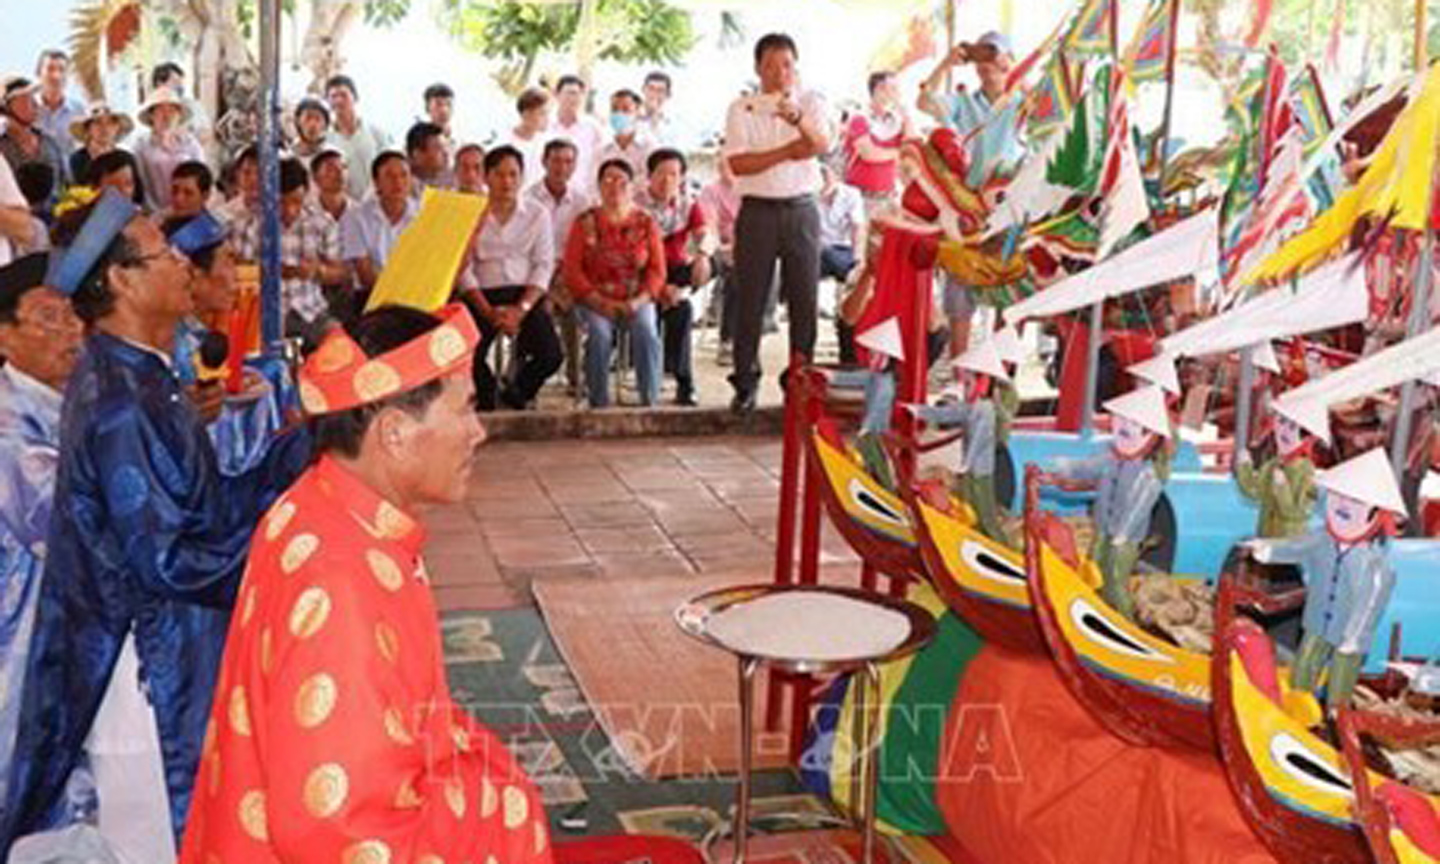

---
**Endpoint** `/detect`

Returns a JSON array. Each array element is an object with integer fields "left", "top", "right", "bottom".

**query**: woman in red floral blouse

[{"left": 562, "top": 158, "right": 666, "bottom": 407}]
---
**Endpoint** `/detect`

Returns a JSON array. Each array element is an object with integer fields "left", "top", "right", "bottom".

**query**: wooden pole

[
  {"left": 1418, "top": 0, "right": 1430, "bottom": 70},
  {"left": 1157, "top": 0, "right": 1183, "bottom": 192},
  {"left": 946, "top": 0, "right": 957, "bottom": 93}
]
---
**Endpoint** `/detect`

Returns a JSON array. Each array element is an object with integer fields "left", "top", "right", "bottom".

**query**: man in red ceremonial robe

[{"left": 180, "top": 303, "right": 700, "bottom": 864}]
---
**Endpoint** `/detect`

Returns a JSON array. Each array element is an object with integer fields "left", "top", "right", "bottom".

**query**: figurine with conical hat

[
  {"left": 847, "top": 317, "right": 905, "bottom": 491},
  {"left": 1051, "top": 385, "right": 1174, "bottom": 618},
  {"left": 1235, "top": 403, "right": 1319, "bottom": 539},
  {"left": 1249, "top": 447, "right": 1405, "bottom": 710},
  {"left": 906, "top": 337, "right": 1012, "bottom": 544}
]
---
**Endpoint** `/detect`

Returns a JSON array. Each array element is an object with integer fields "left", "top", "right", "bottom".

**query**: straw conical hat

[
  {"left": 1103, "top": 385, "right": 1173, "bottom": 439},
  {"left": 1316, "top": 447, "right": 1408, "bottom": 517},
  {"left": 952, "top": 338, "right": 1009, "bottom": 383},
  {"left": 855, "top": 317, "right": 905, "bottom": 362},
  {"left": 138, "top": 87, "right": 193, "bottom": 127},
  {"left": 1128, "top": 351, "right": 1181, "bottom": 395}
]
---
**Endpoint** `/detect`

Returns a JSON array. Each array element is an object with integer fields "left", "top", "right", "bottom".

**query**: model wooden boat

[
  {"left": 898, "top": 474, "right": 1043, "bottom": 654},
  {"left": 1022, "top": 466, "right": 1217, "bottom": 750},
  {"left": 1338, "top": 706, "right": 1440, "bottom": 864},
  {"left": 806, "top": 427, "right": 924, "bottom": 582},
  {"left": 1211, "top": 577, "right": 1371, "bottom": 863}
]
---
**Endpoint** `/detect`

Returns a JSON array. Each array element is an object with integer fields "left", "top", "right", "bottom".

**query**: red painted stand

[{"left": 765, "top": 290, "right": 933, "bottom": 759}]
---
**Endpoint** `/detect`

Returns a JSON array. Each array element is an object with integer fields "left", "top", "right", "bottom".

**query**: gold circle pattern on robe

[
  {"left": 303, "top": 762, "right": 350, "bottom": 818},
  {"left": 289, "top": 586, "right": 332, "bottom": 639},
  {"left": 294, "top": 673, "right": 338, "bottom": 729},
  {"left": 238, "top": 789, "right": 268, "bottom": 841}
]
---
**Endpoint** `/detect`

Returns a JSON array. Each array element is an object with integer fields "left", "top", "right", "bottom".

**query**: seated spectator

[
  {"left": 166, "top": 159, "right": 213, "bottom": 221},
  {"left": 817, "top": 163, "right": 863, "bottom": 283},
  {"left": 341, "top": 150, "right": 417, "bottom": 292},
  {"left": 454, "top": 143, "right": 485, "bottom": 195},
  {"left": 235, "top": 158, "right": 345, "bottom": 347},
  {"left": 698, "top": 152, "right": 747, "bottom": 365},
  {"left": 133, "top": 87, "right": 204, "bottom": 212},
  {"left": 504, "top": 87, "right": 552, "bottom": 187},
  {"left": 526, "top": 139, "right": 590, "bottom": 393},
  {"left": 214, "top": 145, "right": 259, "bottom": 227},
  {"left": 11, "top": 163, "right": 53, "bottom": 254},
  {"left": 406, "top": 120, "right": 453, "bottom": 196},
  {"left": 563, "top": 158, "right": 665, "bottom": 408},
  {"left": 86, "top": 149, "right": 146, "bottom": 209},
  {"left": 311, "top": 148, "right": 354, "bottom": 224},
  {"left": 0, "top": 77, "right": 69, "bottom": 189},
  {"left": 457, "top": 146, "right": 561, "bottom": 410},
  {"left": 68, "top": 103, "right": 134, "bottom": 190},
  {"left": 291, "top": 96, "right": 332, "bottom": 165},
  {"left": 636, "top": 148, "right": 709, "bottom": 406},
  {"left": 598, "top": 88, "right": 652, "bottom": 181}
]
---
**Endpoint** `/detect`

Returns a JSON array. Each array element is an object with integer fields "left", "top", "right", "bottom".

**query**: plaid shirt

[{"left": 235, "top": 205, "right": 339, "bottom": 323}]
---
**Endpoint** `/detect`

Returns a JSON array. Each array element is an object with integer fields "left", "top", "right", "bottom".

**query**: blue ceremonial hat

[
  {"left": 46, "top": 187, "right": 140, "bottom": 297},
  {"left": 168, "top": 211, "right": 228, "bottom": 258}
]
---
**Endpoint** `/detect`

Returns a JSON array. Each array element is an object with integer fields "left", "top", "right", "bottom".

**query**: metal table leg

[{"left": 734, "top": 657, "right": 760, "bottom": 864}]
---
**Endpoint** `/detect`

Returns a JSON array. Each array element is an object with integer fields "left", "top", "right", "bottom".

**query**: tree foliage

[{"left": 438, "top": 0, "right": 697, "bottom": 92}]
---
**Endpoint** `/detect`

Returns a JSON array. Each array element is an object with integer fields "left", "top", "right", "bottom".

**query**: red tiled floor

[{"left": 425, "top": 435, "right": 873, "bottom": 613}]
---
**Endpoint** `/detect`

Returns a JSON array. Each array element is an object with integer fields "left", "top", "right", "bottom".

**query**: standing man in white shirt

[
  {"left": 551, "top": 75, "right": 606, "bottom": 193},
  {"left": 458, "top": 145, "right": 562, "bottom": 410},
  {"left": 640, "top": 71, "right": 682, "bottom": 147},
  {"left": 33, "top": 50, "right": 86, "bottom": 152},
  {"left": 325, "top": 75, "right": 393, "bottom": 201},
  {"left": 525, "top": 138, "right": 591, "bottom": 395},
  {"left": 505, "top": 87, "right": 552, "bottom": 189},
  {"left": 340, "top": 151, "right": 417, "bottom": 294},
  {"left": 723, "top": 33, "right": 830, "bottom": 414},
  {"left": 598, "top": 89, "right": 652, "bottom": 183}
]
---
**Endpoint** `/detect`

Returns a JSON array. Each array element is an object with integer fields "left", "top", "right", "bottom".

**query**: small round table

[{"left": 675, "top": 584, "right": 937, "bottom": 863}]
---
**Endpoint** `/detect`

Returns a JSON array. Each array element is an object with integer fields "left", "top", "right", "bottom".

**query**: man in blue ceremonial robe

[
  {"left": 0, "top": 252, "right": 86, "bottom": 820},
  {"left": 0, "top": 189, "right": 310, "bottom": 862}
]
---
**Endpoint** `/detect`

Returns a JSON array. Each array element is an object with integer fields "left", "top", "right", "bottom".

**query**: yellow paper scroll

[
  {"left": 365, "top": 188, "right": 487, "bottom": 313},
  {"left": 1246, "top": 64, "right": 1440, "bottom": 284}
]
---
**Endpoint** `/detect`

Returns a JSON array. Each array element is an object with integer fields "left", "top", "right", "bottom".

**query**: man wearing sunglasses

[{"left": 1, "top": 189, "right": 310, "bottom": 863}]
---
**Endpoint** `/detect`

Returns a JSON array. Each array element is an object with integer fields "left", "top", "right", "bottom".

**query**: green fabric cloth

[{"left": 872, "top": 601, "right": 985, "bottom": 835}]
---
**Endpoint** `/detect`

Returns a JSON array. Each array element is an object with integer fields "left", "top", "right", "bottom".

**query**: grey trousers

[{"left": 730, "top": 194, "right": 820, "bottom": 394}]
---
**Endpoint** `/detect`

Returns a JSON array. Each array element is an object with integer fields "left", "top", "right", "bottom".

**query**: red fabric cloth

[
  {"left": 657, "top": 200, "right": 707, "bottom": 267},
  {"left": 854, "top": 223, "right": 935, "bottom": 403},
  {"left": 844, "top": 112, "right": 903, "bottom": 193},
  {"left": 935, "top": 648, "right": 1276, "bottom": 864},
  {"left": 562, "top": 206, "right": 666, "bottom": 303},
  {"left": 180, "top": 456, "right": 554, "bottom": 863}
]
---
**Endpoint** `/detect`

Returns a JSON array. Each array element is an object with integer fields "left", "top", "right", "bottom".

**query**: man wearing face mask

[
  {"left": 597, "top": 89, "right": 653, "bottom": 183},
  {"left": 722, "top": 33, "right": 831, "bottom": 415},
  {"left": 1248, "top": 448, "right": 1405, "bottom": 710}
]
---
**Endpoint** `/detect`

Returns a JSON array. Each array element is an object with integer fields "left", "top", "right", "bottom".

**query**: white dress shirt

[
  {"left": 723, "top": 89, "right": 829, "bottom": 199},
  {"left": 524, "top": 180, "right": 591, "bottom": 265},
  {"left": 340, "top": 196, "right": 418, "bottom": 271},
  {"left": 549, "top": 114, "right": 607, "bottom": 192},
  {"left": 462, "top": 197, "right": 554, "bottom": 291},
  {"left": 0, "top": 157, "right": 23, "bottom": 267}
]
